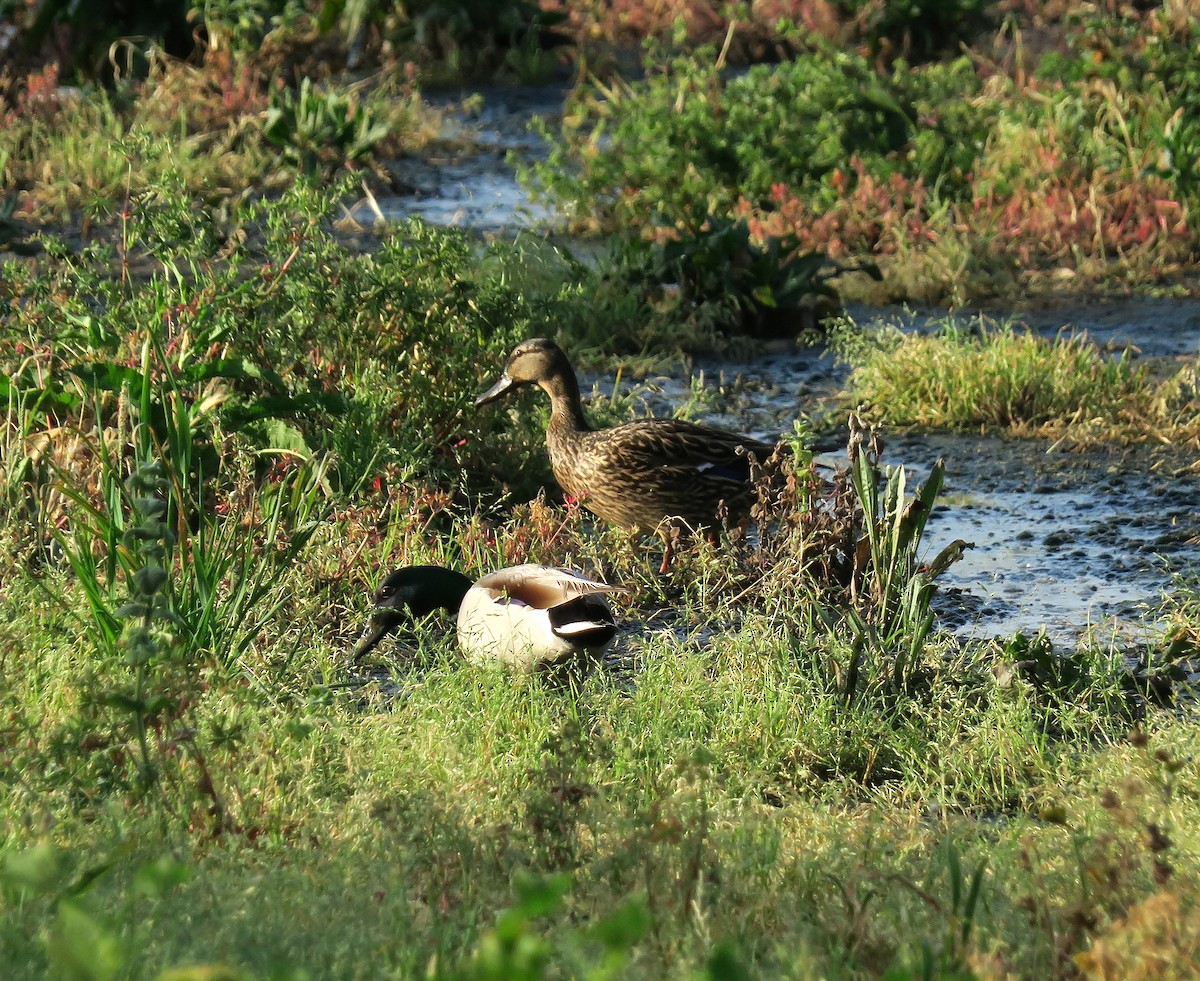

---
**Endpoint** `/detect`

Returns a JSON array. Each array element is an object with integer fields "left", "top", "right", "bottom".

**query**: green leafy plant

[
  {"left": 438, "top": 873, "right": 572, "bottom": 981},
  {"left": 200, "top": 0, "right": 302, "bottom": 53},
  {"left": 316, "top": 0, "right": 568, "bottom": 78},
  {"left": 999, "top": 629, "right": 1179, "bottom": 729},
  {"left": 0, "top": 365, "right": 78, "bottom": 564},
  {"left": 1, "top": 844, "right": 194, "bottom": 981},
  {"left": 829, "top": 411, "right": 966, "bottom": 699},
  {"left": 262, "top": 77, "right": 390, "bottom": 175},
  {"left": 432, "top": 864, "right": 742, "bottom": 980},
  {"left": 501, "top": 26, "right": 567, "bottom": 85},
  {"left": 102, "top": 459, "right": 180, "bottom": 793},
  {"left": 527, "top": 47, "right": 993, "bottom": 234},
  {"left": 54, "top": 402, "right": 327, "bottom": 675},
  {"left": 611, "top": 217, "right": 880, "bottom": 338}
]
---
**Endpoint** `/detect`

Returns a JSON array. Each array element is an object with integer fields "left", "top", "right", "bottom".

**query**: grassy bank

[{"left": 5, "top": 618, "right": 1198, "bottom": 979}]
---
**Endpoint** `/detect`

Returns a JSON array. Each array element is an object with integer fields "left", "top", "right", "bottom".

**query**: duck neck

[
  {"left": 414, "top": 567, "right": 474, "bottom": 618},
  {"left": 540, "top": 370, "right": 591, "bottom": 435}
]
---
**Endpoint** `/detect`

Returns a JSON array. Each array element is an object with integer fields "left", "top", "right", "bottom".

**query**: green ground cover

[{"left": 834, "top": 314, "right": 1200, "bottom": 442}]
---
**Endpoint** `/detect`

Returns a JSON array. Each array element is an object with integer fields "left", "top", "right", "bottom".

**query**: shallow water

[
  {"left": 372, "top": 84, "right": 1200, "bottom": 646},
  {"left": 899, "top": 433, "right": 1198, "bottom": 644},
  {"left": 374, "top": 83, "right": 567, "bottom": 232}
]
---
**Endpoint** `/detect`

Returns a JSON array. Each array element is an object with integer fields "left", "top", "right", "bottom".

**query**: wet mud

[{"left": 895, "top": 433, "right": 1199, "bottom": 644}]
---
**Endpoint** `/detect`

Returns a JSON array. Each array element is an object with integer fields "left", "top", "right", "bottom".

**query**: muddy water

[
  {"left": 373, "top": 85, "right": 1200, "bottom": 645},
  {"left": 896, "top": 433, "right": 1198, "bottom": 644},
  {"left": 374, "top": 83, "right": 567, "bottom": 232}
]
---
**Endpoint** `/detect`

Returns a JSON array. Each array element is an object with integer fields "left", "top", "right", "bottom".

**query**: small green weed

[{"left": 263, "top": 77, "right": 391, "bottom": 176}]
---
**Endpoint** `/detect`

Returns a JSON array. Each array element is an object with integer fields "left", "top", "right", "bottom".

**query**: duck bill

[
  {"left": 352, "top": 610, "right": 401, "bottom": 661},
  {"left": 475, "top": 372, "right": 517, "bottom": 407}
]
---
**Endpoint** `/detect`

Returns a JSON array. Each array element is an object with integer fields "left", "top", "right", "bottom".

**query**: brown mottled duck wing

[
  {"left": 561, "top": 420, "right": 777, "bottom": 531},
  {"left": 591, "top": 419, "right": 775, "bottom": 476}
]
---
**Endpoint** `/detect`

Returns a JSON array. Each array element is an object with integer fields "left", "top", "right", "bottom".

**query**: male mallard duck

[
  {"left": 352, "top": 563, "right": 619, "bottom": 675},
  {"left": 476, "top": 338, "right": 778, "bottom": 571}
]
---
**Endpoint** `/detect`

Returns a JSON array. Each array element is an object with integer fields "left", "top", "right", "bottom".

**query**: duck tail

[{"left": 549, "top": 596, "right": 618, "bottom": 648}]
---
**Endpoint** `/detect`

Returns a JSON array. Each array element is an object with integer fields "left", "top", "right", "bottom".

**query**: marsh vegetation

[{"left": 2, "top": 2, "right": 1200, "bottom": 979}]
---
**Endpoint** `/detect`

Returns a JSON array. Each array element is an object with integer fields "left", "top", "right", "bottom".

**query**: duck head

[
  {"left": 352, "top": 565, "right": 473, "bottom": 661},
  {"left": 475, "top": 338, "right": 573, "bottom": 406}
]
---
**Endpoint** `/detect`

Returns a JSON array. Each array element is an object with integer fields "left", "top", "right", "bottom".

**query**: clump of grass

[
  {"left": 1159, "top": 570, "right": 1200, "bottom": 664},
  {"left": 1, "top": 59, "right": 278, "bottom": 221},
  {"left": 836, "top": 315, "right": 1158, "bottom": 434}
]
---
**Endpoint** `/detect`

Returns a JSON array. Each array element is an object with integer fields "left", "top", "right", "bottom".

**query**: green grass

[
  {"left": 0, "top": 58, "right": 440, "bottom": 224},
  {"left": 2, "top": 363, "right": 1197, "bottom": 979},
  {"left": 834, "top": 315, "right": 1200, "bottom": 441},
  {"left": 4, "top": 541, "right": 1198, "bottom": 979}
]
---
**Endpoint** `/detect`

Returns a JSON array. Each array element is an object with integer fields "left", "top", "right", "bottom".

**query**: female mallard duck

[
  {"left": 476, "top": 338, "right": 778, "bottom": 571},
  {"left": 352, "top": 563, "right": 619, "bottom": 675}
]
